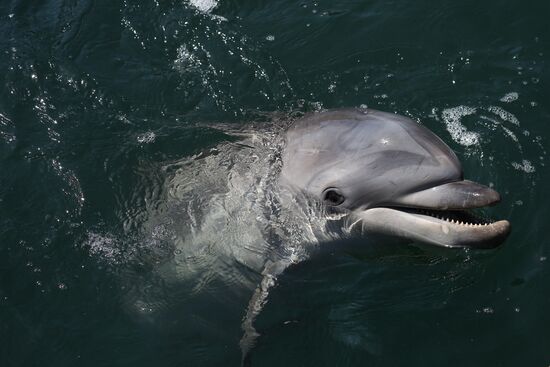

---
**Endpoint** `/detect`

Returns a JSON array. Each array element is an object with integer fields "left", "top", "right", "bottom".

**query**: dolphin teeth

[{"left": 412, "top": 208, "right": 494, "bottom": 227}]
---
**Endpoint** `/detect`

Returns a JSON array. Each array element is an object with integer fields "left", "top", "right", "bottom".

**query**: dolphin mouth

[{"left": 356, "top": 180, "right": 511, "bottom": 249}]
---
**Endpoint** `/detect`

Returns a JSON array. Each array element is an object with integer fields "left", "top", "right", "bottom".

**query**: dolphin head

[{"left": 280, "top": 108, "right": 510, "bottom": 249}]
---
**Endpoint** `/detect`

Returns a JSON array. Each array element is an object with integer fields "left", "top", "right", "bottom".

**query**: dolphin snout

[
  {"left": 356, "top": 180, "right": 510, "bottom": 249},
  {"left": 390, "top": 180, "right": 501, "bottom": 210}
]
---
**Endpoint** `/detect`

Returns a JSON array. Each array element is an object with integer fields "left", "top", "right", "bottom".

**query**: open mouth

[
  {"left": 356, "top": 180, "right": 511, "bottom": 249},
  {"left": 397, "top": 207, "right": 494, "bottom": 227}
]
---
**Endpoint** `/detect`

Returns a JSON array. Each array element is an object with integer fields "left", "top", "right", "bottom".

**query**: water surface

[{"left": 1, "top": 0, "right": 549, "bottom": 366}]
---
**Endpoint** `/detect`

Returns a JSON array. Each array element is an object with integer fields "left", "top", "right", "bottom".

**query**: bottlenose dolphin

[
  {"left": 238, "top": 108, "right": 510, "bottom": 362},
  {"left": 130, "top": 108, "right": 509, "bottom": 364}
]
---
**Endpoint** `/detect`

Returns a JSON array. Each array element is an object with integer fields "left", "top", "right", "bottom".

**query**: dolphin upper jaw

[
  {"left": 352, "top": 180, "right": 511, "bottom": 249},
  {"left": 389, "top": 180, "right": 502, "bottom": 210}
]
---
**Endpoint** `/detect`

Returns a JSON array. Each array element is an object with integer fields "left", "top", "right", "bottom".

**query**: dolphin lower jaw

[{"left": 356, "top": 207, "right": 510, "bottom": 249}]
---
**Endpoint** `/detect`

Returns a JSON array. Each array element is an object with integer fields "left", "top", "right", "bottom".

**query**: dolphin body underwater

[{"left": 141, "top": 108, "right": 510, "bottom": 363}]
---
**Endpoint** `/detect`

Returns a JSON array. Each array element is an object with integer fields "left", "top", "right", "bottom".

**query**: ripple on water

[
  {"left": 85, "top": 232, "right": 123, "bottom": 265},
  {"left": 0, "top": 112, "right": 16, "bottom": 145}
]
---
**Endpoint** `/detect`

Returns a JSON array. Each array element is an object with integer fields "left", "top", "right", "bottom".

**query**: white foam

[
  {"left": 511, "top": 159, "right": 535, "bottom": 173},
  {"left": 137, "top": 131, "right": 156, "bottom": 144},
  {"left": 441, "top": 106, "right": 480, "bottom": 147},
  {"left": 501, "top": 126, "right": 518, "bottom": 142},
  {"left": 487, "top": 106, "right": 520, "bottom": 126},
  {"left": 499, "top": 92, "right": 518, "bottom": 103},
  {"left": 188, "top": 0, "right": 218, "bottom": 13}
]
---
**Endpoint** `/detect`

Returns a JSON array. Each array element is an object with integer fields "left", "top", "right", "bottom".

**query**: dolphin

[
  {"left": 239, "top": 108, "right": 510, "bottom": 363},
  {"left": 121, "top": 108, "right": 510, "bottom": 364}
]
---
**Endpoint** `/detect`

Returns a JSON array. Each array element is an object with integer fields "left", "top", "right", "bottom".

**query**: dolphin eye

[{"left": 323, "top": 189, "right": 345, "bottom": 206}]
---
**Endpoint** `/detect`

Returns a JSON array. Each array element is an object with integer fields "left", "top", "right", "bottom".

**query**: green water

[{"left": 1, "top": 0, "right": 549, "bottom": 366}]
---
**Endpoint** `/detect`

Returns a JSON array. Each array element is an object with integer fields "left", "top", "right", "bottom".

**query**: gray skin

[
  {"left": 240, "top": 108, "right": 510, "bottom": 364},
  {"left": 280, "top": 108, "right": 510, "bottom": 248}
]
